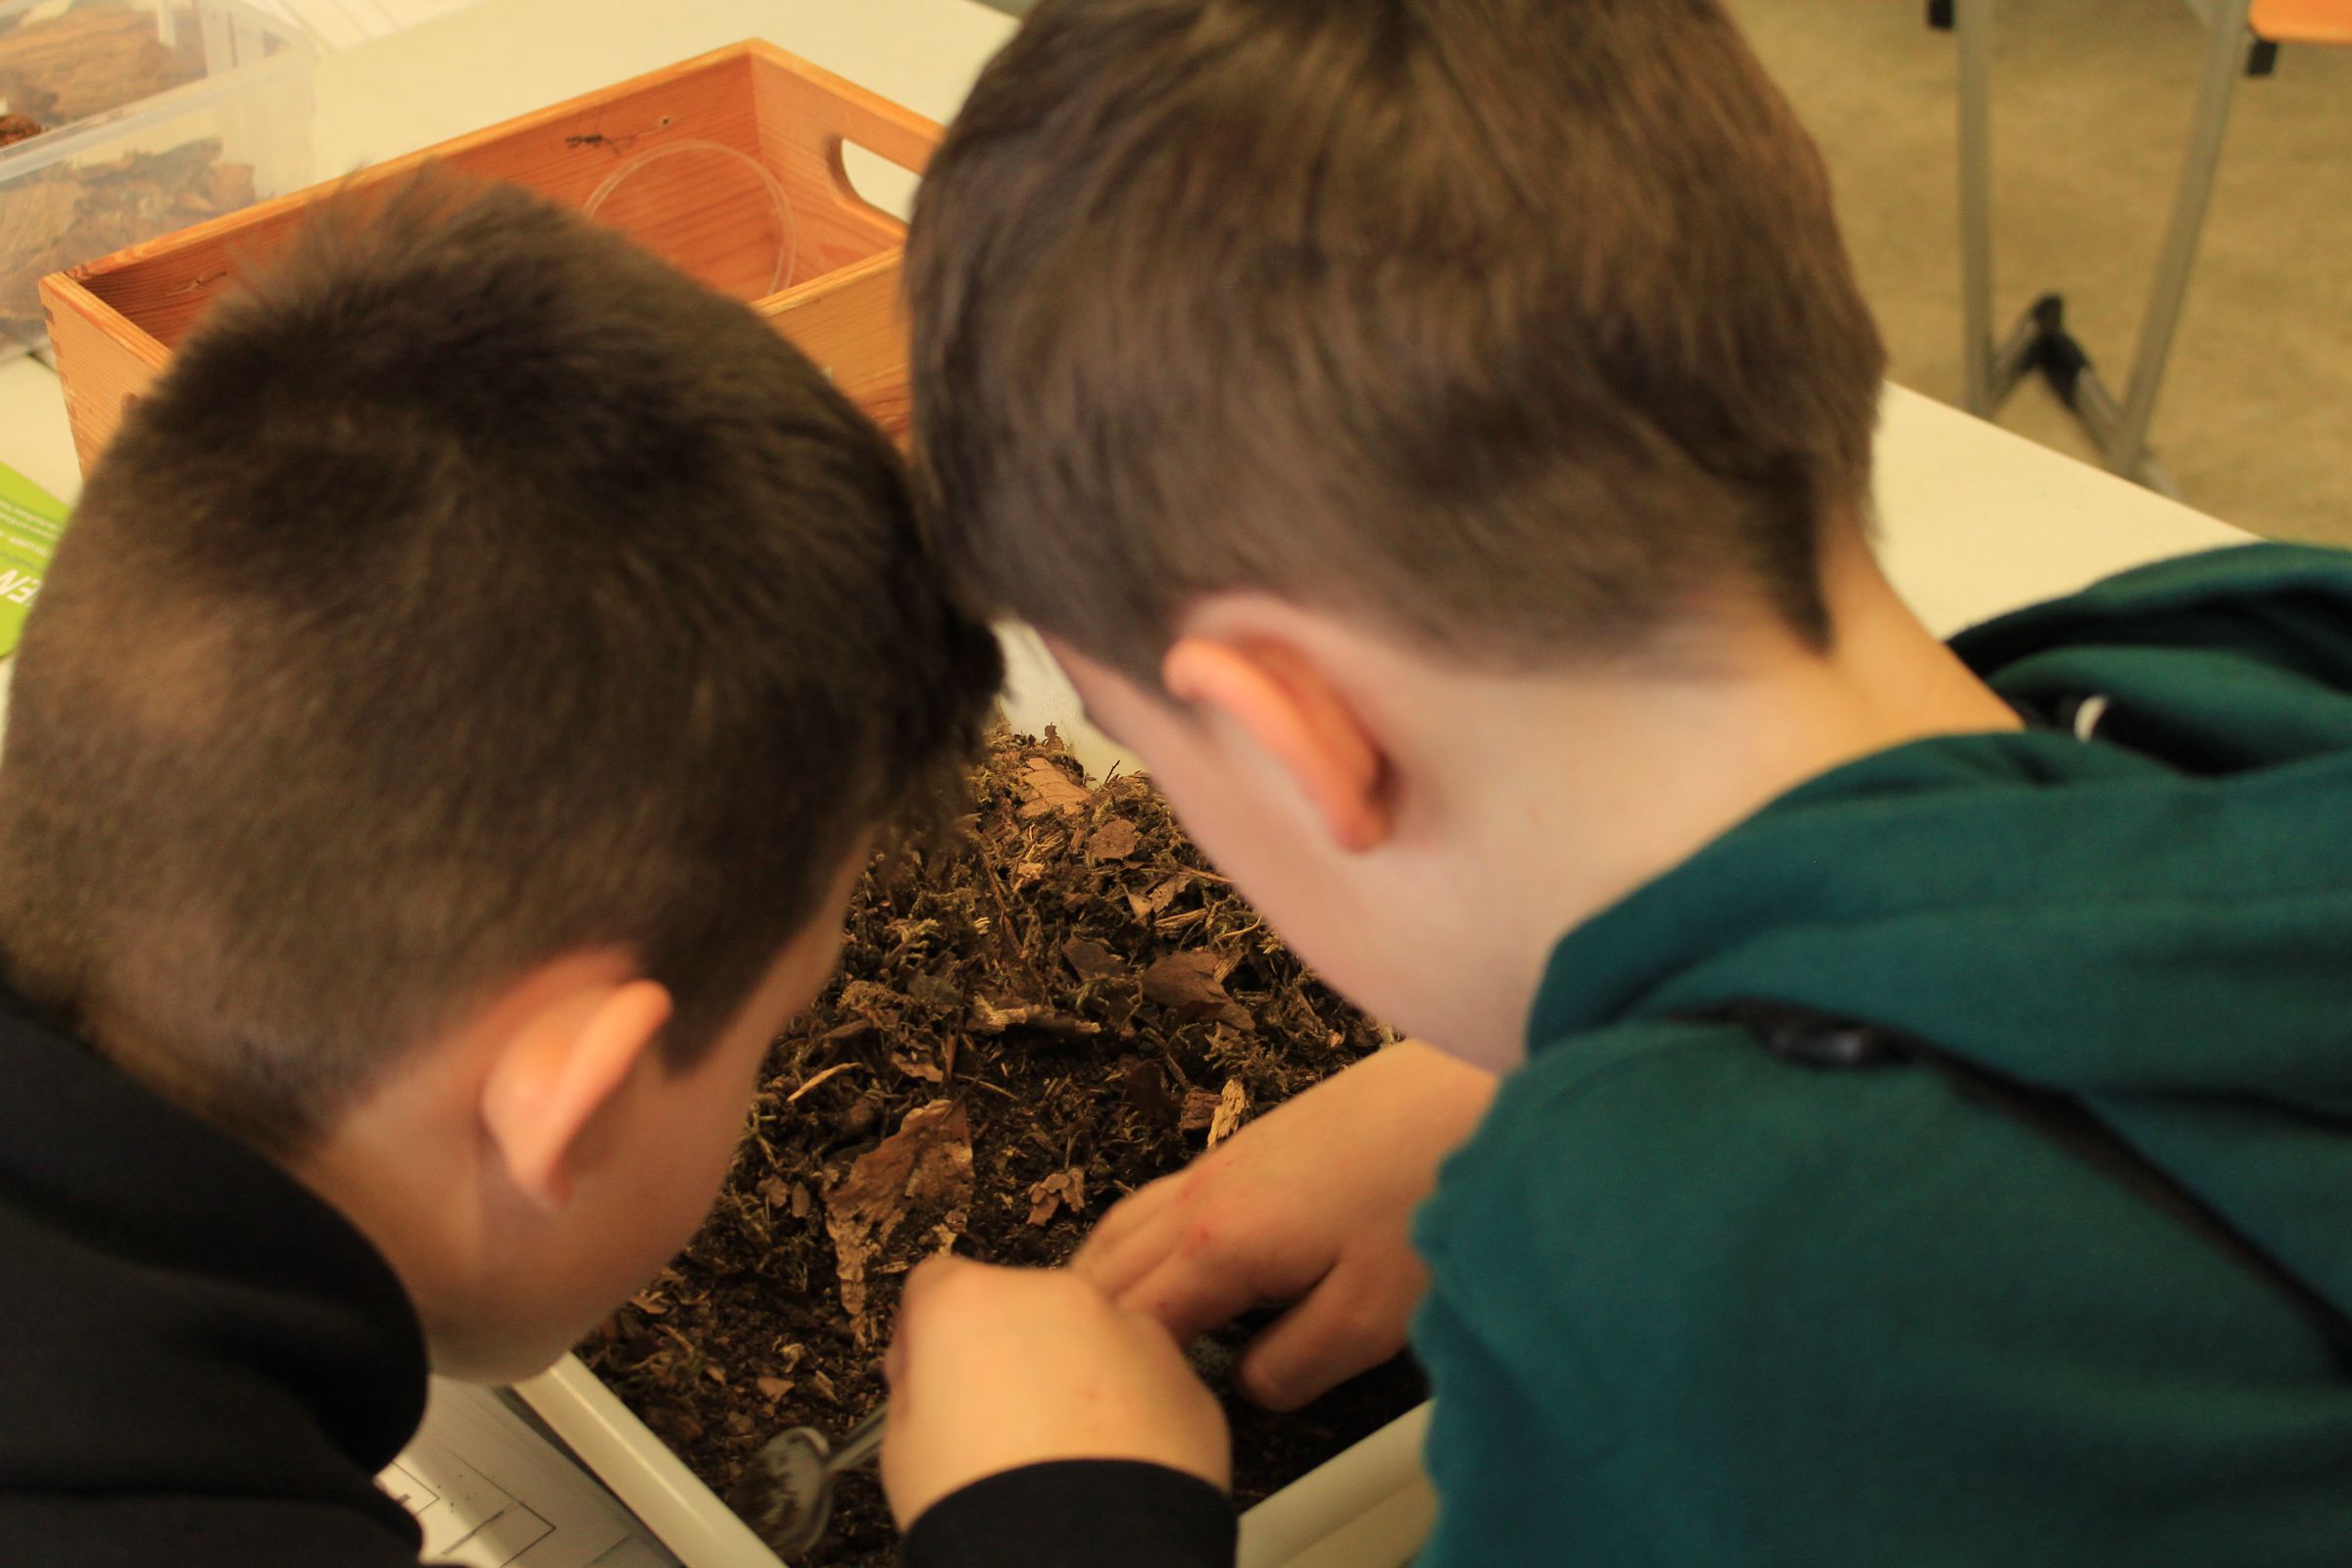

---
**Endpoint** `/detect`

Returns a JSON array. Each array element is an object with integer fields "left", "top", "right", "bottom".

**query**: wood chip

[
  {"left": 1206, "top": 1078, "right": 1250, "bottom": 1149},
  {"left": 785, "top": 1060, "right": 860, "bottom": 1102}
]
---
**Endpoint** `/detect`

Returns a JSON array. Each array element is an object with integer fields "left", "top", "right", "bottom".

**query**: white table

[{"left": 0, "top": 1, "right": 2261, "bottom": 1560}]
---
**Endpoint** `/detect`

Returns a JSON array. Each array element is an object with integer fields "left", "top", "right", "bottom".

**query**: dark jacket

[{"left": 0, "top": 983, "right": 428, "bottom": 1566}]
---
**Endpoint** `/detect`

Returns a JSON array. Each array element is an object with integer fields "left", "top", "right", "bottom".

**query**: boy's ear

[
  {"left": 479, "top": 974, "right": 674, "bottom": 1210},
  {"left": 1161, "top": 634, "right": 1392, "bottom": 853}
]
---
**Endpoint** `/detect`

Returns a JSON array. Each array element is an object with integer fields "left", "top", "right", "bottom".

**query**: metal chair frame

[{"left": 1937, "top": 0, "right": 2266, "bottom": 500}]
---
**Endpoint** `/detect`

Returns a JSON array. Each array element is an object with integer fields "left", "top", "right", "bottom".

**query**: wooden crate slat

[{"left": 40, "top": 40, "right": 935, "bottom": 468}]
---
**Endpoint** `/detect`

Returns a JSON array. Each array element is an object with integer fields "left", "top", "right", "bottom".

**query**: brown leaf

[
  {"left": 1206, "top": 1078, "right": 1250, "bottom": 1149},
  {"left": 756, "top": 1376, "right": 793, "bottom": 1402},
  {"left": 1126, "top": 872, "right": 1194, "bottom": 922},
  {"left": 1141, "top": 951, "right": 1256, "bottom": 1030},
  {"left": 1179, "top": 1085, "right": 1223, "bottom": 1132},
  {"left": 1062, "top": 936, "right": 1123, "bottom": 981},
  {"left": 757, "top": 1176, "right": 794, "bottom": 1210},
  {"left": 824, "top": 1101, "right": 975, "bottom": 1345},
  {"left": 1143, "top": 950, "right": 1229, "bottom": 1010},
  {"left": 1017, "top": 758, "right": 1093, "bottom": 817},
  {"left": 1026, "top": 1166, "right": 1088, "bottom": 1226},
  {"left": 627, "top": 1290, "right": 669, "bottom": 1317},
  {"left": 1117, "top": 1056, "right": 1176, "bottom": 1118},
  {"left": 1086, "top": 818, "right": 1141, "bottom": 862},
  {"left": 890, "top": 1050, "right": 945, "bottom": 1083}
]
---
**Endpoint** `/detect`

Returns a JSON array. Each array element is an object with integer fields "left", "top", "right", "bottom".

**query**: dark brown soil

[{"left": 577, "top": 728, "right": 1425, "bottom": 1565}]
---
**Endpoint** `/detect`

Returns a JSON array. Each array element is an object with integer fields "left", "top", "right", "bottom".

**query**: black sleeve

[{"left": 900, "top": 1459, "right": 1236, "bottom": 1568}]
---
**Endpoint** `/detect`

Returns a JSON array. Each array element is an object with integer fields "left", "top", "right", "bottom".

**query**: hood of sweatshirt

[{"left": 1527, "top": 542, "right": 2352, "bottom": 1315}]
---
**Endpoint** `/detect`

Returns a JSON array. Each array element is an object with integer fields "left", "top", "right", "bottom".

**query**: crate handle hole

[{"left": 831, "top": 138, "right": 919, "bottom": 226}]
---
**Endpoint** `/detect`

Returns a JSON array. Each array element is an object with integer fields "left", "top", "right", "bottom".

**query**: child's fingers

[
  {"left": 1068, "top": 1171, "right": 1186, "bottom": 1297},
  {"left": 1232, "top": 1252, "right": 1425, "bottom": 1412},
  {"left": 1112, "top": 1217, "right": 1304, "bottom": 1346}
]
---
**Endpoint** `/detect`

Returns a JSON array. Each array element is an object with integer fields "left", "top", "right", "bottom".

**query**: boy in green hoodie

[{"left": 869, "top": 0, "right": 2352, "bottom": 1563}]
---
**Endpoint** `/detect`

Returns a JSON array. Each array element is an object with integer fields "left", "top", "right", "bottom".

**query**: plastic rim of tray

[{"left": 512, "top": 1353, "right": 1435, "bottom": 1568}]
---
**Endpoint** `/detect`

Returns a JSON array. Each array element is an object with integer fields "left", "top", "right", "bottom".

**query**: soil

[{"left": 577, "top": 728, "right": 1427, "bottom": 1565}]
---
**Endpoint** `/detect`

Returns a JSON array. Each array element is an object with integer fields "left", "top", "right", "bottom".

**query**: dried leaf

[
  {"left": 1117, "top": 1056, "right": 1176, "bottom": 1118},
  {"left": 757, "top": 1176, "right": 794, "bottom": 1210},
  {"left": 1062, "top": 937, "right": 1123, "bottom": 981},
  {"left": 1026, "top": 1166, "right": 1088, "bottom": 1226},
  {"left": 627, "top": 1291, "right": 669, "bottom": 1317},
  {"left": 824, "top": 1101, "right": 975, "bottom": 1345},
  {"left": 1143, "top": 950, "right": 1228, "bottom": 1009},
  {"left": 703, "top": 1364, "right": 728, "bottom": 1386},
  {"left": 1141, "top": 951, "right": 1256, "bottom": 1031},
  {"left": 756, "top": 1376, "right": 793, "bottom": 1402},
  {"left": 891, "top": 1050, "right": 945, "bottom": 1084},
  {"left": 1017, "top": 758, "right": 1093, "bottom": 817},
  {"left": 1179, "top": 1086, "right": 1223, "bottom": 1132},
  {"left": 1206, "top": 1078, "right": 1250, "bottom": 1149},
  {"left": 1086, "top": 818, "right": 1141, "bottom": 862},
  {"left": 1126, "top": 872, "right": 1195, "bottom": 922}
]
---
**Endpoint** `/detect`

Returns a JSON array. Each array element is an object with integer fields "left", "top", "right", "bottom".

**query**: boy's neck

[{"left": 1397, "top": 530, "right": 2020, "bottom": 1067}]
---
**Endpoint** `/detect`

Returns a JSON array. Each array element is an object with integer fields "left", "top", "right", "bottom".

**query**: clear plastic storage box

[{"left": 0, "top": 0, "right": 313, "bottom": 358}]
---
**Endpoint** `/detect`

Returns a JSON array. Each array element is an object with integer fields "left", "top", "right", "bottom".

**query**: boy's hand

[
  {"left": 881, "top": 1257, "right": 1231, "bottom": 1529},
  {"left": 1072, "top": 1043, "right": 1496, "bottom": 1410}
]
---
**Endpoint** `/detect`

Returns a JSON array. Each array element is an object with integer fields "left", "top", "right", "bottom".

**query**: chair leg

[
  {"left": 2109, "top": 0, "right": 2254, "bottom": 476},
  {"left": 1955, "top": 0, "right": 1996, "bottom": 415}
]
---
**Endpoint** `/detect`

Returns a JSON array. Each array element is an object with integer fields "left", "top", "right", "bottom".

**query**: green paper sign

[{"left": 0, "top": 461, "right": 69, "bottom": 661}]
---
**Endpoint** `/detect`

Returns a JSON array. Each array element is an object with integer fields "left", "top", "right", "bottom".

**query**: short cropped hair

[
  {"left": 0, "top": 174, "right": 1001, "bottom": 1152},
  {"left": 907, "top": 0, "right": 1886, "bottom": 680}
]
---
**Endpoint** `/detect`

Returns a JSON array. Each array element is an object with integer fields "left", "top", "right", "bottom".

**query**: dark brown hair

[
  {"left": 0, "top": 173, "right": 1001, "bottom": 1152},
  {"left": 907, "top": 0, "right": 1886, "bottom": 680}
]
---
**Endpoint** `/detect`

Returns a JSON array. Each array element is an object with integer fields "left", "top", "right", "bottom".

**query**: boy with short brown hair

[
  {"left": 0, "top": 173, "right": 1000, "bottom": 1565},
  {"left": 877, "top": 2, "right": 2352, "bottom": 1564}
]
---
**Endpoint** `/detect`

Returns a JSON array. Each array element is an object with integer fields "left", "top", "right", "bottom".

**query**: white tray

[{"left": 513, "top": 1355, "right": 1433, "bottom": 1568}]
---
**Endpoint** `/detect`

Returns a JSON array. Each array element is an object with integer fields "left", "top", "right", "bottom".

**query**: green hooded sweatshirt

[{"left": 1410, "top": 543, "right": 2352, "bottom": 1567}]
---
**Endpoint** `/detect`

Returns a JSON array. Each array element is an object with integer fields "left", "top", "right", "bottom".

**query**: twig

[{"left": 786, "top": 1061, "right": 862, "bottom": 1102}]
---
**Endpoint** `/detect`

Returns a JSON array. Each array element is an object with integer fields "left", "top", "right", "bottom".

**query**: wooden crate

[{"left": 38, "top": 39, "right": 935, "bottom": 473}]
